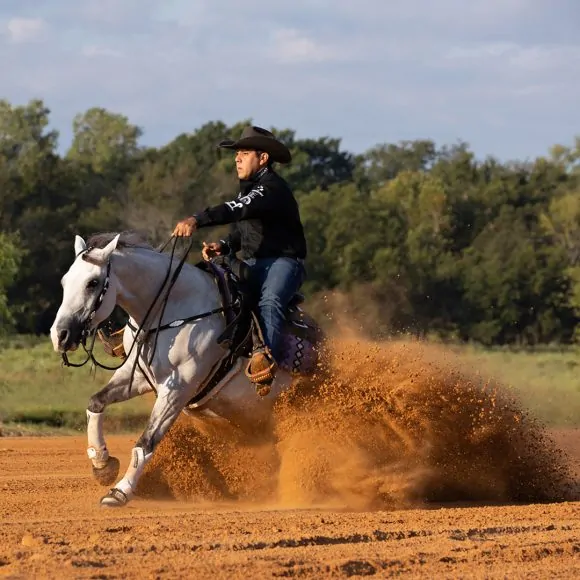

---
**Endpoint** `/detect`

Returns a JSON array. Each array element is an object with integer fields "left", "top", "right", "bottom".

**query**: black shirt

[{"left": 194, "top": 166, "right": 307, "bottom": 260}]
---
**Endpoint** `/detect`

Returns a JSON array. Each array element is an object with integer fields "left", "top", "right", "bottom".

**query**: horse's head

[{"left": 50, "top": 234, "right": 120, "bottom": 353}]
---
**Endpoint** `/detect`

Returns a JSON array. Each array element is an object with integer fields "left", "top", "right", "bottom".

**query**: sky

[{"left": 1, "top": 0, "right": 579, "bottom": 161}]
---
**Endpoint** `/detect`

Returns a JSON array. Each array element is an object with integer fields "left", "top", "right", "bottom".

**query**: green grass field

[
  {"left": 447, "top": 343, "right": 580, "bottom": 428},
  {"left": 0, "top": 335, "right": 153, "bottom": 435},
  {"left": 1, "top": 335, "right": 579, "bottom": 435}
]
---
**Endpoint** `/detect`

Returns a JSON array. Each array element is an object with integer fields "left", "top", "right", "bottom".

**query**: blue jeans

[{"left": 245, "top": 257, "right": 306, "bottom": 363}]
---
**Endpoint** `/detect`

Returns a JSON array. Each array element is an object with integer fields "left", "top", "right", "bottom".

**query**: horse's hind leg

[
  {"left": 86, "top": 364, "right": 154, "bottom": 486},
  {"left": 99, "top": 374, "right": 192, "bottom": 507}
]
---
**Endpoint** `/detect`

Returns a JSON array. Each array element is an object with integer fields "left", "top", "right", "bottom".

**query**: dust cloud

[{"left": 137, "top": 327, "right": 577, "bottom": 510}]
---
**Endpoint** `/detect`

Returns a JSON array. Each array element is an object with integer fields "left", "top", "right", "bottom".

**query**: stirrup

[
  {"left": 245, "top": 350, "right": 277, "bottom": 386},
  {"left": 97, "top": 327, "right": 126, "bottom": 359}
]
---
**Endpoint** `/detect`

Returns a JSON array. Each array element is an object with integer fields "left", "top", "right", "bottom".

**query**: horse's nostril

[{"left": 58, "top": 329, "right": 70, "bottom": 345}]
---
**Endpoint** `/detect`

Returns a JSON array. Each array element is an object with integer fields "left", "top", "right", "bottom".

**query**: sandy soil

[
  {"left": 1, "top": 337, "right": 579, "bottom": 578},
  {"left": 0, "top": 434, "right": 578, "bottom": 579}
]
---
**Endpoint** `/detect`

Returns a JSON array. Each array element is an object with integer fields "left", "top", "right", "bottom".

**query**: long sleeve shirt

[{"left": 194, "top": 166, "right": 307, "bottom": 260}]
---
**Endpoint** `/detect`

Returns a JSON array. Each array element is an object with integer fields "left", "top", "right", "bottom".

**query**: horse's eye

[{"left": 87, "top": 278, "right": 100, "bottom": 289}]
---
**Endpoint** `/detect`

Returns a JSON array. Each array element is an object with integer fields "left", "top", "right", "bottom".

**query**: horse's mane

[{"left": 86, "top": 231, "right": 156, "bottom": 252}]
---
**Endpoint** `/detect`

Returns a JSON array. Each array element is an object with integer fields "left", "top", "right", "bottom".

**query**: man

[{"left": 172, "top": 126, "right": 307, "bottom": 392}]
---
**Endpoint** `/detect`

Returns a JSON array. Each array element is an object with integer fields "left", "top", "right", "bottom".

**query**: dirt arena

[{"left": 1, "top": 337, "right": 579, "bottom": 578}]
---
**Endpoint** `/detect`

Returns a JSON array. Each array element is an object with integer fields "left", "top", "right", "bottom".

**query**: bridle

[
  {"left": 60, "top": 236, "right": 228, "bottom": 380},
  {"left": 59, "top": 248, "right": 113, "bottom": 369},
  {"left": 86, "top": 258, "right": 112, "bottom": 329}
]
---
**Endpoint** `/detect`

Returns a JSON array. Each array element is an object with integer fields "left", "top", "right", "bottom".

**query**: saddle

[{"left": 97, "top": 255, "right": 323, "bottom": 400}]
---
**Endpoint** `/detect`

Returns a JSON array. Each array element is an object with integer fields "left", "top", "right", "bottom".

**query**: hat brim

[{"left": 218, "top": 136, "right": 292, "bottom": 164}]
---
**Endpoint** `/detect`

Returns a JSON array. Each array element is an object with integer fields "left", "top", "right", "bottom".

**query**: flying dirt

[{"left": 137, "top": 332, "right": 577, "bottom": 509}]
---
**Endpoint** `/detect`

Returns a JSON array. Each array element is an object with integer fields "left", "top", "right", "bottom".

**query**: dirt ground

[
  {"left": 2, "top": 336, "right": 580, "bottom": 578},
  {"left": 0, "top": 432, "right": 577, "bottom": 579}
]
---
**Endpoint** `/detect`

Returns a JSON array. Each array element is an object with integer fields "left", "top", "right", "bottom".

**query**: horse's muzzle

[{"left": 54, "top": 318, "right": 85, "bottom": 352}]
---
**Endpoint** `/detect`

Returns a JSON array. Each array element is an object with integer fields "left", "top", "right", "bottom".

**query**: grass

[
  {"left": 446, "top": 343, "right": 580, "bottom": 428},
  {"left": 0, "top": 335, "right": 152, "bottom": 435},
  {"left": 1, "top": 335, "right": 579, "bottom": 435}
]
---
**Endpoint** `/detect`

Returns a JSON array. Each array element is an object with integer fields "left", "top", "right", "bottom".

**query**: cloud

[
  {"left": 0, "top": 0, "right": 579, "bottom": 162},
  {"left": 81, "top": 45, "right": 124, "bottom": 59},
  {"left": 5, "top": 17, "right": 47, "bottom": 43},
  {"left": 270, "top": 29, "right": 341, "bottom": 64},
  {"left": 507, "top": 44, "right": 580, "bottom": 71},
  {"left": 435, "top": 40, "right": 580, "bottom": 107},
  {"left": 445, "top": 42, "right": 520, "bottom": 61},
  {"left": 444, "top": 42, "right": 580, "bottom": 71}
]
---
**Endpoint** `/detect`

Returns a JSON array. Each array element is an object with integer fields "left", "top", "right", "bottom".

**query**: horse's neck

[{"left": 113, "top": 249, "right": 220, "bottom": 326}]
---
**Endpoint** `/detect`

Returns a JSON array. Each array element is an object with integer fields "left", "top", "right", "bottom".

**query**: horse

[{"left": 50, "top": 232, "right": 322, "bottom": 507}]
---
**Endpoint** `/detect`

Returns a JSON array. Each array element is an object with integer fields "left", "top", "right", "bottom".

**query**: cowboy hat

[{"left": 218, "top": 125, "right": 292, "bottom": 164}]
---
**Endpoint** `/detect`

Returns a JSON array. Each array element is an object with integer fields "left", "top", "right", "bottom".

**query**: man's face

[{"left": 235, "top": 149, "right": 269, "bottom": 179}]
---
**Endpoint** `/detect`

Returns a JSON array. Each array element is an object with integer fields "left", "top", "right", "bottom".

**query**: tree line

[{"left": 1, "top": 98, "right": 579, "bottom": 345}]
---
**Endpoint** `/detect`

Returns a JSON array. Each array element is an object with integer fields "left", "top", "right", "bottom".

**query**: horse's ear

[
  {"left": 83, "top": 234, "right": 120, "bottom": 264},
  {"left": 74, "top": 235, "right": 87, "bottom": 256}
]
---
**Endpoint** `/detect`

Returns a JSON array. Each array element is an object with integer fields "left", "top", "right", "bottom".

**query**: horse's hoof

[
  {"left": 100, "top": 487, "right": 130, "bottom": 508},
  {"left": 92, "top": 456, "right": 120, "bottom": 486}
]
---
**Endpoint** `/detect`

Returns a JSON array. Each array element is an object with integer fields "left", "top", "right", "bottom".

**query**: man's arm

[{"left": 194, "top": 183, "right": 285, "bottom": 228}]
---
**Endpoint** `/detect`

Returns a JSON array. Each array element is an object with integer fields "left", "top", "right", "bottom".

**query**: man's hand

[
  {"left": 172, "top": 216, "right": 197, "bottom": 237},
  {"left": 202, "top": 241, "right": 223, "bottom": 261}
]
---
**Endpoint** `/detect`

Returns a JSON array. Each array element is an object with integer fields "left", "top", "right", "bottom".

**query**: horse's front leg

[
  {"left": 86, "top": 364, "right": 154, "bottom": 486},
  {"left": 99, "top": 371, "right": 192, "bottom": 507}
]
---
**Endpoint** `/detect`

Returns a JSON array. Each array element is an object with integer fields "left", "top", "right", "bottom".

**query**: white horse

[{"left": 50, "top": 232, "right": 319, "bottom": 507}]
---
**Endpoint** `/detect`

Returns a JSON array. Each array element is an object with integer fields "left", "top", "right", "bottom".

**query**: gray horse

[{"left": 50, "top": 232, "right": 320, "bottom": 507}]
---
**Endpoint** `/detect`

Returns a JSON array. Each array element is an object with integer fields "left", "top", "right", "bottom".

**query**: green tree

[
  {"left": 280, "top": 136, "right": 356, "bottom": 193},
  {"left": 67, "top": 107, "right": 143, "bottom": 174},
  {"left": 0, "top": 233, "right": 22, "bottom": 332},
  {"left": 0, "top": 99, "right": 579, "bottom": 345},
  {"left": 540, "top": 189, "right": 580, "bottom": 323},
  {"left": 370, "top": 170, "right": 462, "bottom": 334},
  {"left": 460, "top": 207, "right": 575, "bottom": 345},
  {"left": 0, "top": 99, "right": 59, "bottom": 230},
  {"left": 360, "top": 139, "right": 438, "bottom": 189}
]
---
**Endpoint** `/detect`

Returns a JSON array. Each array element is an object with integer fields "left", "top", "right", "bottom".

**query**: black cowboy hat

[{"left": 218, "top": 125, "right": 292, "bottom": 164}]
